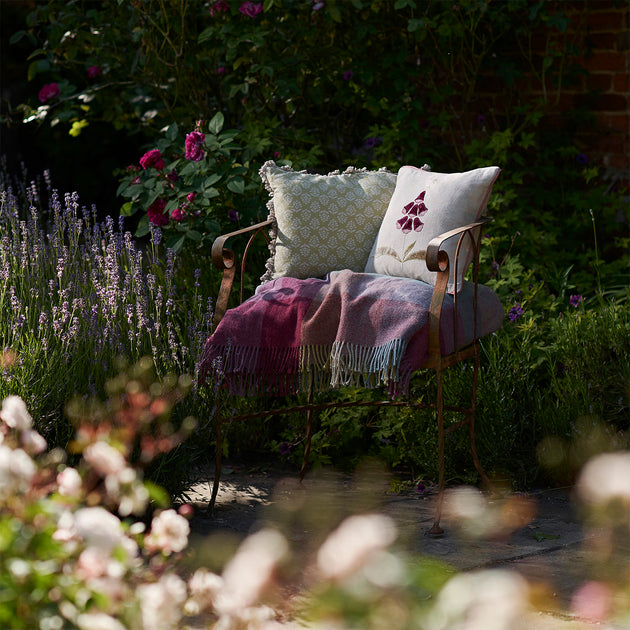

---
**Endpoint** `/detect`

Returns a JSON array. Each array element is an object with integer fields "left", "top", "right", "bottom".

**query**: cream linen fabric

[{"left": 364, "top": 165, "right": 500, "bottom": 292}]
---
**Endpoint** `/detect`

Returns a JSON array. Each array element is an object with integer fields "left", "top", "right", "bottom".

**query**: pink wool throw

[{"left": 199, "top": 270, "right": 460, "bottom": 397}]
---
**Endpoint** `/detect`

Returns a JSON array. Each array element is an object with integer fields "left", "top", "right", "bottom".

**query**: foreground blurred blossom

[
  {"left": 1, "top": 394, "right": 33, "bottom": 431},
  {"left": 76, "top": 612, "right": 126, "bottom": 630},
  {"left": 571, "top": 580, "right": 612, "bottom": 622},
  {"left": 317, "top": 513, "right": 397, "bottom": 580},
  {"left": 145, "top": 508, "right": 190, "bottom": 555},
  {"left": 57, "top": 466, "right": 83, "bottom": 498},
  {"left": 74, "top": 507, "right": 134, "bottom": 554},
  {"left": 427, "top": 569, "right": 530, "bottom": 630},
  {"left": 85, "top": 441, "right": 126, "bottom": 477},
  {"left": 217, "top": 528, "right": 289, "bottom": 615},
  {"left": 105, "top": 466, "right": 149, "bottom": 517},
  {"left": 138, "top": 573, "right": 187, "bottom": 630},
  {"left": 20, "top": 428, "right": 47, "bottom": 454},
  {"left": 0, "top": 444, "right": 36, "bottom": 495},
  {"left": 185, "top": 568, "right": 224, "bottom": 615},
  {"left": 577, "top": 452, "right": 630, "bottom": 507}
]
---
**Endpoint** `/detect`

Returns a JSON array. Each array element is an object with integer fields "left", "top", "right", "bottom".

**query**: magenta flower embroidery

[
  {"left": 146, "top": 198, "right": 169, "bottom": 226},
  {"left": 139, "top": 149, "right": 165, "bottom": 170},
  {"left": 239, "top": 1, "right": 263, "bottom": 17},
  {"left": 396, "top": 190, "right": 428, "bottom": 234},
  {"left": 184, "top": 131, "right": 206, "bottom": 162},
  {"left": 38, "top": 83, "right": 60, "bottom": 103}
]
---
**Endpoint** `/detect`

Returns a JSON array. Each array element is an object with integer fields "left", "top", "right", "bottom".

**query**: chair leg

[
  {"left": 427, "top": 369, "right": 445, "bottom": 537},
  {"left": 299, "top": 387, "right": 314, "bottom": 482},
  {"left": 208, "top": 416, "right": 223, "bottom": 514},
  {"left": 468, "top": 347, "right": 491, "bottom": 488}
]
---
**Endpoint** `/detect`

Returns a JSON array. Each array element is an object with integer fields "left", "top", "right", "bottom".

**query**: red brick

[
  {"left": 601, "top": 113, "right": 630, "bottom": 133},
  {"left": 587, "top": 11, "right": 626, "bottom": 33},
  {"left": 588, "top": 32, "right": 618, "bottom": 51},
  {"left": 613, "top": 73, "right": 630, "bottom": 93},
  {"left": 580, "top": 52, "right": 628, "bottom": 72},
  {"left": 596, "top": 93, "right": 629, "bottom": 111},
  {"left": 607, "top": 153, "right": 630, "bottom": 170},
  {"left": 586, "top": 73, "right": 613, "bottom": 92}
]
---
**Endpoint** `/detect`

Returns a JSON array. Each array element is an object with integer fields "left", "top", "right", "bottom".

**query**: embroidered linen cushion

[
  {"left": 260, "top": 160, "right": 396, "bottom": 283},
  {"left": 364, "top": 165, "right": 500, "bottom": 292}
]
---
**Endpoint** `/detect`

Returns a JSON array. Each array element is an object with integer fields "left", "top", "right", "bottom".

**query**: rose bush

[{"left": 116, "top": 113, "right": 264, "bottom": 251}]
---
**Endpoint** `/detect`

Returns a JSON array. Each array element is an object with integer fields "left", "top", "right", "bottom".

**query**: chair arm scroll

[
  {"left": 211, "top": 219, "right": 274, "bottom": 325},
  {"left": 425, "top": 217, "right": 492, "bottom": 364}
]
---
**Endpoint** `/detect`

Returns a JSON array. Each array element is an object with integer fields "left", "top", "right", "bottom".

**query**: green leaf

[
  {"left": 208, "top": 111, "right": 225, "bottom": 135},
  {"left": 9, "top": 30, "right": 26, "bottom": 45},
  {"left": 135, "top": 215, "right": 150, "bottom": 238},
  {"left": 198, "top": 26, "right": 215, "bottom": 45},
  {"left": 27, "top": 59, "right": 50, "bottom": 81},
  {"left": 186, "top": 230, "right": 202, "bottom": 242},
  {"left": 227, "top": 177, "right": 245, "bottom": 194},
  {"left": 166, "top": 234, "right": 186, "bottom": 252},
  {"left": 263, "top": 0, "right": 275, "bottom": 11},
  {"left": 165, "top": 122, "right": 178, "bottom": 141},
  {"left": 120, "top": 201, "right": 134, "bottom": 216}
]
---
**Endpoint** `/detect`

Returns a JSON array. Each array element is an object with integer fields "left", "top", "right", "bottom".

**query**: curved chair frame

[{"left": 208, "top": 217, "right": 493, "bottom": 536}]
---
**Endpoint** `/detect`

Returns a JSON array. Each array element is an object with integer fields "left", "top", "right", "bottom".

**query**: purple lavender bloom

[
  {"left": 569, "top": 294, "right": 584, "bottom": 308},
  {"left": 508, "top": 303, "right": 523, "bottom": 322}
]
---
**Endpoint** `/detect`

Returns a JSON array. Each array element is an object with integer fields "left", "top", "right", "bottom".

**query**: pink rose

[
  {"left": 38, "top": 83, "right": 60, "bottom": 103},
  {"left": 147, "top": 198, "right": 169, "bottom": 226},
  {"left": 184, "top": 131, "right": 205, "bottom": 162},
  {"left": 87, "top": 66, "right": 101, "bottom": 78},
  {"left": 186, "top": 192, "right": 196, "bottom": 203},
  {"left": 209, "top": 0, "right": 229, "bottom": 16},
  {"left": 139, "top": 149, "right": 165, "bottom": 170},
  {"left": 239, "top": 1, "right": 263, "bottom": 17},
  {"left": 172, "top": 207, "right": 186, "bottom": 222}
]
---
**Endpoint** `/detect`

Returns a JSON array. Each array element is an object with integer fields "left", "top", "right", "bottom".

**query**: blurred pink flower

[
  {"left": 239, "top": 1, "right": 263, "bottom": 17},
  {"left": 172, "top": 207, "right": 187, "bottom": 222},
  {"left": 84, "top": 442, "right": 126, "bottom": 477},
  {"left": 147, "top": 198, "right": 169, "bottom": 226},
  {"left": 139, "top": 149, "right": 165, "bottom": 170},
  {"left": 87, "top": 66, "right": 101, "bottom": 78},
  {"left": 145, "top": 509, "right": 190, "bottom": 555},
  {"left": 38, "top": 83, "right": 60, "bottom": 103},
  {"left": 184, "top": 131, "right": 206, "bottom": 162},
  {"left": 57, "top": 467, "right": 83, "bottom": 498},
  {"left": 209, "top": 0, "right": 229, "bottom": 16}
]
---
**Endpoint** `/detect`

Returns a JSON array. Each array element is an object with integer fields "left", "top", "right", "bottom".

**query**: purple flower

[
  {"left": 87, "top": 66, "right": 101, "bottom": 78},
  {"left": 396, "top": 190, "right": 428, "bottom": 234},
  {"left": 508, "top": 303, "right": 523, "bottom": 322},
  {"left": 569, "top": 294, "right": 584, "bottom": 308},
  {"left": 228, "top": 210, "right": 239, "bottom": 222},
  {"left": 139, "top": 149, "right": 165, "bottom": 170},
  {"left": 365, "top": 137, "right": 377, "bottom": 149},
  {"left": 312, "top": 1, "right": 325, "bottom": 9},
  {"left": 416, "top": 482, "right": 426, "bottom": 494},
  {"left": 576, "top": 153, "right": 588, "bottom": 165},
  {"left": 172, "top": 207, "right": 187, "bottom": 222},
  {"left": 167, "top": 169, "right": 179, "bottom": 182},
  {"left": 38, "top": 83, "right": 60, "bottom": 103},
  {"left": 343, "top": 70, "right": 353, "bottom": 81},
  {"left": 209, "top": 0, "right": 229, "bottom": 16},
  {"left": 279, "top": 442, "right": 291, "bottom": 456},
  {"left": 147, "top": 198, "right": 169, "bottom": 226},
  {"left": 239, "top": 1, "right": 263, "bottom": 17},
  {"left": 184, "top": 131, "right": 206, "bottom": 162},
  {"left": 217, "top": 66, "right": 228, "bottom": 75},
  {"left": 477, "top": 114, "right": 486, "bottom": 126}
]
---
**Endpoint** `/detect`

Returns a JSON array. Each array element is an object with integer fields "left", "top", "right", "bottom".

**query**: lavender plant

[{"left": 0, "top": 163, "right": 215, "bottom": 445}]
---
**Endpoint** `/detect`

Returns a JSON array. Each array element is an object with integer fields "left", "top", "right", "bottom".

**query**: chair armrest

[
  {"left": 424, "top": 217, "right": 492, "bottom": 363},
  {"left": 425, "top": 217, "right": 492, "bottom": 273},
  {"left": 211, "top": 219, "right": 274, "bottom": 325}
]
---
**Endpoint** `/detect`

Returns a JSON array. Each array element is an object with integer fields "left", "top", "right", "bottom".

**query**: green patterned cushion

[{"left": 260, "top": 161, "right": 396, "bottom": 283}]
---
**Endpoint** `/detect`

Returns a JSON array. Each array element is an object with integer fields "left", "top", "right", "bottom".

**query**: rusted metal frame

[{"left": 211, "top": 219, "right": 274, "bottom": 325}]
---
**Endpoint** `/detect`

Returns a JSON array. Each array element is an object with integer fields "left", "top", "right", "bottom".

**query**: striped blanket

[{"left": 199, "top": 269, "right": 458, "bottom": 397}]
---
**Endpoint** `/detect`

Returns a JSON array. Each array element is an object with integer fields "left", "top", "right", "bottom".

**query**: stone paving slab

[{"left": 183, "top": 464, "right": 616, "bottom": 629}]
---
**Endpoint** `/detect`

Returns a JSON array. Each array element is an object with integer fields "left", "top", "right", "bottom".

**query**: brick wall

[{"left": 550, "top": 2, "right": 629, "bottom": 184}]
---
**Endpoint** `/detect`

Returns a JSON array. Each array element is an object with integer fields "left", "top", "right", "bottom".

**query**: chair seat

[{"left": 200, "top": 270, "right": 503, "bottom": 398}]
